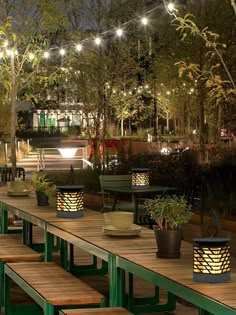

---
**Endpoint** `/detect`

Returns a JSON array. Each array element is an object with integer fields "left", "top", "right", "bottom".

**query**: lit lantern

[
  {"left": 193, "top": 238, "right": 231, "bottom": 283},
  {"left": 56, "top": 185, "right": 84, "bottom": 218},
  {"left": 132, "top": 168, "right": 149, "bottom": 189}
]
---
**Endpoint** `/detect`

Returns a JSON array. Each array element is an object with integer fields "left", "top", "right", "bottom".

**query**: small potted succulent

[
  {"left": 144, "top": 194, "right": 192, "bottom": 258},
  {"left": 31, "top": 172, "right": 55, "bottom": 206}
]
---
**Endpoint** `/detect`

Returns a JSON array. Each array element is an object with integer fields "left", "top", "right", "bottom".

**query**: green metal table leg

[
  {"left": 1, "top": 203, "right": 8, "bottom": 234},
  {"left": 60, "top": 239, "right": 68, "bottom": 270},
  {"left": 117, "top": 267, "right": 125, "bottom": 306},
  {"left": 199, "top": 309, "right": 212, "bottom": 315},
  {"left": 109, "top": 253, "right": 117, "bottom": 306},
  {"left": 23, "top": 220, "right": 28, "bottom": 245},
  {"left": 45, "top": 301, "right": 54, "bottom": 315},
  {"left": 4, "top": 272, "right": 10, "bottom": 315},
  {"left": 0, "top": 262, "right": 3, "bottom": 312},
  {"left": 44, "top": 230, "right": 53, "bottom": 262}
]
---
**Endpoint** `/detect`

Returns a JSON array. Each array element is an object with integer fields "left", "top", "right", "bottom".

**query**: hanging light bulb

[
  {"left": 167, "top": 3, "right": 175, "bottom": 12},
  {"left": 0, "top": 51, "right": 3, "bottom": 58},
  {"left": 43, "top": 51, "right": 50, "bottom": 59},
  {"left": 95, "top": 37, "right": 101, "bottom": 45},
  {"left": 59, "top": 48, "right": 66, "bottom": 56},
  {"left": 29, "top": 53, "right": 35, "bottom": 61},
  {"left": 141, "top": 17, "right": 148, "bottom": 25},
  {"left": 116, "top": 28, "right": 123, "bottom": 37},
  {"left": 76, "top": 44, "right": 82, "bottom": 52}
]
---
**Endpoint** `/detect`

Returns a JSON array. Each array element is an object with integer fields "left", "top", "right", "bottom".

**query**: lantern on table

[
  {"left": 56, "top": 185, "right": 84, "bottom": 218},
  {"left": 193, "top": 237, "right": 231, "bottom": 283},
  {"left": 132, "top": 168, "right": 149, "bottom": 189}
]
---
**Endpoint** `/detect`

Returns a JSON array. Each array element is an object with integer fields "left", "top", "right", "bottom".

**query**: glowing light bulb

[
  {"left": 43, "top": 51, "right": 49, "bottom": 59},
  {"left": 76, "top": 44, "right": 82, "bottom": 51},
  {"left": 95, "top": 37, "right": 101, "bottom": 45},
  {"left": 60, "top": 48, "right": 66, "bottom": 56},
  {"left": 167, "top": 3, "right": 175, "bottom": 12},
  {"left": 0, "top": 52, "right": 3, "bottom": 58},
  {"left": 141, "top": 17, "right": 148, "bottom": 25},
  {"left": 29, "top": 53, "right": 35, "bottom": 60},
  {"left": 116, "top": 28, "right": 123, "bottom": 37}
]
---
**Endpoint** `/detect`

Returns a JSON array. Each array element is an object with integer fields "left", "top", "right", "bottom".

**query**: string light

[
  {"left": 0, "top": 2, "right": 175, "bottom": 61},
  {"left": 116, "top": 28, "right": 123, "bottom": 37},
  {"left": 167, "top": 3, "right": 175, "bottom": 12},
  {"left": 95, "top": 37, "right": 101, "bottom": 45},
  {"left": 29, "top": 53, "right": 35, "bottom": 60},
  {"left": 43, "top": 51, "right": 50, "bottom": 59},
  {"left": 76, "top": 44, "right": 82, "bottom": 52},
  {"left": 141, "top": 17, "right": 148, "bottom": 25},
  {"left": 59, "top": 48, "right": 66, "bottom": 56}
]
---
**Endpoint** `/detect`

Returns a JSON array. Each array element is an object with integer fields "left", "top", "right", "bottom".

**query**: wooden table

[
  {"left": 1, "top": 191, "right": 236, "bottom": 314},
  {"left": 104, "top": 186, "right": 178, "bottom": 223}
]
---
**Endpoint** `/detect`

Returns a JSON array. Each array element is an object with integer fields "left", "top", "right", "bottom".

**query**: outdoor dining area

[{"left": 0, "top": 172, "right": 235, "bottom": 315}]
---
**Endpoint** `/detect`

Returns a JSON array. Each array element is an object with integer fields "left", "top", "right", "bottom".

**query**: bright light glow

[
  {"left": 116, "top": 28, "right": 123, "bottom": 37},
  {"left": 95, "top": 37, "right": 101, "bottom": 45},
  {"left": 167, "top": 3, "right": 175, "bottom": 12},
  {"left": 58, "top": 148, "right": 78, "bottom": 158},
  {"left": 141, "top": 17, "right": 148, "bottom": 25},
  {"left": 60, "top": 48, "right": 66, "bottom": 56},
  {"left": 0, "top": 52, "right": 3, "bottom": 58},
  {"left": 160, "top": 147, "right": 171, "bottom": 155},
  {"left": 6, "top": 49, "right": 14, "bottom": 57},
  {"left": 166, "top": 91, "right": 171, "bottom": 95},
  {"left": 3, "top": 40, "right": 8, "bottom": 47},
  {"left": 29, "top": 53, "right": 35, "bottom": 60},
  {"left": 43, "top": 51, "right": 50, "bottom": 59},
  {"left": 76, "top": 44, "right": 82, "bottom": 51}
]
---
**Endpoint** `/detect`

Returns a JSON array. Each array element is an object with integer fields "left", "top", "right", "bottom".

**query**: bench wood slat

[
  {"left": 6, "top": 262, "right": 104, "bottom": 306},
  {"left": 60, "top": 307, "right": 132, "bottom": 315},
  {"left": 0, "top": 235, "right": 41, "bottom": 262}
]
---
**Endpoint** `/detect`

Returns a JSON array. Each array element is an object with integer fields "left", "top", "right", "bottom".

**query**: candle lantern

[
  {"left": 56, "top": 185, "right": 84, "bottom": 218},
  {"left": 132, "top": 168, "right": 149, "bottom": 189},
  {"left": 193, "top": 238, "right": 231, "bottom": 283}
]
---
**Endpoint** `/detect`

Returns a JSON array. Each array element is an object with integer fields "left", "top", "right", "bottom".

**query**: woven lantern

[
  {"left": 56, "top": 185, "right": 84, "bottom": 218},
  {"left": 193, "top": 238, "right": 231, "bottom": 283},
  {"left": 132, "top": 168, "right": 149, "bottom": 189}
]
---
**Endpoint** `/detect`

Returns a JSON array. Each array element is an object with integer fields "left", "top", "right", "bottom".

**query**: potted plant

[
  {"left": 31, "top": 172, "right": 55, "bottom": 206},
  {"left": 144, "top": 194, "right": 192, "bottom": 258}
]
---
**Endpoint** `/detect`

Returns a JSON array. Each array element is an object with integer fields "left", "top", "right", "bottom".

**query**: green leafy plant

[
  {"left": 144, "top": 195, "right": 192, "bottom": 230},
  {"left": 31, "top": 173, "right": 55, "bottom": 197}
]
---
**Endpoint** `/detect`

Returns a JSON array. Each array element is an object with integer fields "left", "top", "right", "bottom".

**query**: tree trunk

[
  {"left": 121, "top": 118, "right": 124, "bottom": 137},
  {"left": 10, "top": 55, "right": 17, "bottom": 179},
  {"left": 197, "top": 79, "right": 206, "bottom": 162}
]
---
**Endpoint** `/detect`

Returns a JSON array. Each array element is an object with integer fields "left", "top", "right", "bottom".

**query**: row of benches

[{"left": 0, "top": 234, "right": 132, "bottom": 315}]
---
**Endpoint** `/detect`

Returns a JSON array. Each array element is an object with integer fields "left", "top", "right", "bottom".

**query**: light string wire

[{"left": 1, "top": 2, "right": 169, "bottom": 57}]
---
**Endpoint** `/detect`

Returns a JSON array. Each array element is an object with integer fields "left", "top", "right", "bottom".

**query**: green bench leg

[
  {"left": 45, "top": 302, "right": 54, "bottom": 315},
  {"left": 69, "top": 244, "right": 108, "bottom": 276}
]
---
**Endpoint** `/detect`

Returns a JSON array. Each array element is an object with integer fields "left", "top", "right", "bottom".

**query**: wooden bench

[
  {"left": 4, "top": 261, "right": 106, "bottom": 315},
  {"left": 0, "top": 234, "right": 42, "bottom": 312},
  {"left": 60, "top": 307, "right": 132, "bottom": 315},
  {"left": 99, "top": 175, "right": 133, "bottom": 212}
]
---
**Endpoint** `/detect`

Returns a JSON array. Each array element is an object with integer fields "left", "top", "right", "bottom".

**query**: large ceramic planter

[
  {"left": 36, "top": 191, "right": 49, "bottom": 206},
  {"left": 154, "top": 226, "right": 182, "bottom": 259}
]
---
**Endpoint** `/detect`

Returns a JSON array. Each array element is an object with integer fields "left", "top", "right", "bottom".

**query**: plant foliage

[{"left": 144, "top": 195, "right": 192, "bottom": 230}]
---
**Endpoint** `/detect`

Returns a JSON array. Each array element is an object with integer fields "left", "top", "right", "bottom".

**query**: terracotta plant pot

[{"left": 154, "top": 227, "right": 182, "bottom": 259}]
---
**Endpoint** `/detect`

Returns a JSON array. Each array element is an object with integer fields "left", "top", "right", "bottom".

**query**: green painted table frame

[{"left": 116, "top": 256, "right": 236, "bottom": 315}]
